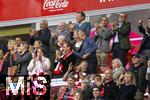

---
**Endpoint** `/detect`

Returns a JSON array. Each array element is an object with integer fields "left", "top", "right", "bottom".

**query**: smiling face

[
  {"left": 80, "top": 61, "right": 88, "bottom": 72},
  {"left": 67, "top": 77, "right": 75, "bottom": 87}
]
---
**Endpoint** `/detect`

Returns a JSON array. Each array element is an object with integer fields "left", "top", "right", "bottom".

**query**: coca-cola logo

[{"left": 43, "top": 0, "right": 69, "bottom": 11}]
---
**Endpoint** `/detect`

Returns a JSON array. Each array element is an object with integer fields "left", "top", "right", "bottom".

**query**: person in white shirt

[{"left": 27, "top": 47, "right": 50, "bottom": 75}]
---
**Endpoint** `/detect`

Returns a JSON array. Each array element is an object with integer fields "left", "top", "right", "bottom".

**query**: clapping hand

[{"left": 82, "top": 53, "right": 90, "bottom": 59}]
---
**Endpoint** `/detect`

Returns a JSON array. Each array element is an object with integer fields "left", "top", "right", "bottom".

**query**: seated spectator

[
  {"left": 112, "top": 58, "right": 125, "bottom": 81},
  {"left": 91, "top": 87, "right": 103, "bottom": 100},
  {"left": 73, "top": 29, "right": 98, "bottom": 74},
  {"left": 15, "top": 41, "right": 32, "bottom": 75},
  {"left": 59, "top": 76, "right": 78, "bottom": 99},
  {"left": 73, "top": 91, "right": 83, "bottom": 100},
  {"left": 53, "top": 42, "right": 76, "bottom": 78},
  {"left": 92, "top": 74, "right": 104, "bottom": 98},
  {"left": 27, "top": 47, "right": 51, "bottom": 75},
  {"left": 116, "top": 72, "right": 136, "bottom": 100},
  {"left": 103, "top": 68, "right": 118, "bottom": 100},
  {"left": 78, "top": 80, "right": 93, "bottom": 100},
  {"left": 129, "top": 53, "right": 148, "bottom": 93},
  {"left": 63, "top": 60, "right": 88, "bottom": 82}
]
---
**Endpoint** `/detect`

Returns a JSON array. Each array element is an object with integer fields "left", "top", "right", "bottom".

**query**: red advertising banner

[{"left": 0, "top": 0, "right": 149, "bottom": 21}]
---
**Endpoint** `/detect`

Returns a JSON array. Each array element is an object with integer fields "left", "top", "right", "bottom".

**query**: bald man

[{"left": 57, "top": 21, "right": 71, "bottom": 42}]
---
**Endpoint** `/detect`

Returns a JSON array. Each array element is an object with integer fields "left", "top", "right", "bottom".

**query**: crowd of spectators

[{"left": 0, "top": 12, "right": 150, "bottom": 100}]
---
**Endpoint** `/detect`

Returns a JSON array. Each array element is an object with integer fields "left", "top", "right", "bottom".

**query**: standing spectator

[
  {"left": 27, "top": 47, "right": 51, "bottom": 75},
  {"left": 116, "top": 72, "right": 136, "bottom": 100},
  {"left": 74, "top": 30, "right": 97, "bottom": 74},
  {"left": 92, "top": 74, "right": 104, "bottom": 98},
  {"left": 112, "top": 12, "right": 131, "bottom": 66},
  {"left": 15, "top": 37, "right": 22, "bottom": 47},
  {"left": 57, "top": 21, "right": 71, "bottom": 42},
  {"left": 103, "top": 68, "right": 118, "bottom": 100},
  {"left": 35, "top": 19, "right": 51, "bottom": 56},
  {"left": 29, "top": 29, "right": 37, "bottom": 45},
  {"left": 59, "top": 76, "right": 78, "bottom": 99},
  {"left": 112, "top": 58, "right": 125, "bottom": 81},
  {"left": 95, "top": 16, "right": 113, "bottom": 71},
  {"left": 53, "top": 42, "right": 76, "bottom": 78},
  {"left": 6, "top": 40, "right": 18, "bottom": 76},
  {"left": 138, "top": 18, "right": 150, "bottom": 57},
  {"left": 15, "top": 41, "right": 32, "bottom": 75},
  {"left": 74, "top": 12, "right": 91, "bottom": 35},
  {"left": 130, "top": 53, "right": 148, "bottom": 93},
  {"left": 146, "top": 58, "right": 150, "bottom": 93},
  {"left": 0, "top": 49, "right": 9, "bottom": 85}
]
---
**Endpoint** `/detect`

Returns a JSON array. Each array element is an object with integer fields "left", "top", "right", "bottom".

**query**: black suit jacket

[{"left": 114, "top": 22, "right": 131, "bottom": 50}]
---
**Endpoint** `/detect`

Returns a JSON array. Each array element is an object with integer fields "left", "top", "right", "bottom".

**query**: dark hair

[
  {"left": 94, "top": 74, "right": 102, "bottom": 80},
  {"left": 77, "top": 12, "right": 86, "bottom": 20},
  {"left": 64, "top": 42, "right": 73, "bottom": 50},
  {"left": 37, "top": 47, "right": 46, "bottom": 56}
]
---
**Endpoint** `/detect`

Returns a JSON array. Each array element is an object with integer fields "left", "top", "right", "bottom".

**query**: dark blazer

[
  {"left": 116, "top": 84, "right": 136, "bottom": 100},
  {"left": 138, "top": 25, "right": 150, "bottom": 52},
  {"left": 74, "top": 21, "right": 91, "bottom": 35},
  {"left": 114, "top": 22, "right": 131, "bottom": 50},
  {"left": 104, "top": 80, "right": 118, "bottom": 100},
  {"left": 130, "top": 63, "right": 148, "bottom": 93},
  {"left": 16, "top": 51, "right": 32, "bottom": 75}
]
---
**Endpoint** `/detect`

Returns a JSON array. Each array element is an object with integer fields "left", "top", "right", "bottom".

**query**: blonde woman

[
  {"left": 116, "top": 72, "right": 136, "bottom": 100},
  {"left": 7, "top": 39, "right": 18, "bottom": 75}
]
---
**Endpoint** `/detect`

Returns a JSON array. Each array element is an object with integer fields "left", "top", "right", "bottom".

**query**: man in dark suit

[
  {"left": 112, "top": 12, "right": 131, "bottom": 67},
  {"left": 138, "top": 18, "right": 150, "bottom": 57},
  {"left": 16, "top": 41, "right": 32, "bottom": 75},
  {"left": 74, "top": 12, "right": 91, "bottom": 35}
]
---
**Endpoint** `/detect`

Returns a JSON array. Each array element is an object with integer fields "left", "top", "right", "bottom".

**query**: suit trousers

[{"left": 112, "top": 43, "right": 128, "bottom": 67}]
